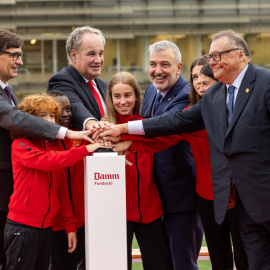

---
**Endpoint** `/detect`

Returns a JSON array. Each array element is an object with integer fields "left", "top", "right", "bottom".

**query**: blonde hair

[{"left": 105, "top": 72, "right": 141, "bottom": 123}]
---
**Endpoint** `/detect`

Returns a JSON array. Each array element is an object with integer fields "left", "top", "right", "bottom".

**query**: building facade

[{"left": 1, "top": 0, "right": 270, "bottom": 94}]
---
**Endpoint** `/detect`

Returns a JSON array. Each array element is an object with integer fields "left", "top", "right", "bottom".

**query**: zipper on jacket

[
  {"left": 134, "top": 152, "right": 142, "bottom": 223},
  {"left": 60, "top": 140, "right": 75, "bottom": 216},
  {"left": 42, "top": 141, "right": 52, "bottom": 228}
]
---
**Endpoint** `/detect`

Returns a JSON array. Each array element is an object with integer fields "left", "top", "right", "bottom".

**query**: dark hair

[
  {"left": 212, "top": 29, "right": 250, "bottom": 60},
  {"left": 0, "top": 29, "right": 23, "bottom": 53},
  {"left": 200, "top": 63, "right": 215, "bottom": 80},
  {"left": 189, "top": 56, "right": 208, "bottom": 106},
  {"left": 47, "top": 90, "right": 68, "bottom": 98}
]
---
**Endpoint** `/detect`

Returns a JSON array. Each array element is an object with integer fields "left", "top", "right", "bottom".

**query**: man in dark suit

[
  {"left": 101, "top": 30, "right": 270, "bottom": 269},
  {"left": 138, "top": 41, "right": 201, "bottom": 270},
  {"left": 47, "top": 26, "right": 108, "bottom": 270},
  {"left": 0, "top": 29, "right": 90, "bottom": 270},
  {"left": 47, "top": 26, "right": 107, "bottom": 131}
]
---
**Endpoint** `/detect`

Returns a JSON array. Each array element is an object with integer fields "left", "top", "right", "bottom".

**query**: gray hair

[
  {"left": 66, "top": 26, "right": 105, "bottom": 64},
  {"left": 212, "top": 29, "right": 251, "bottom": 60},
  {"left": 149, "top": 41, "right": 181, "bottom": 64}
]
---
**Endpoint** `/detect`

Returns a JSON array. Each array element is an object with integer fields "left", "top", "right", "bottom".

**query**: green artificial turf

[{"left": 132, "top": 235, "right": 211, "bottom": 269}]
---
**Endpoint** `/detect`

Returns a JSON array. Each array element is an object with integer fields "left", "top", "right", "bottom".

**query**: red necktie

[
  {"left": 227, "top": 183, "right": 236, "bottom": 210},
  {"left": 87, "top": 81, "right": 105, "bottom": 118}
]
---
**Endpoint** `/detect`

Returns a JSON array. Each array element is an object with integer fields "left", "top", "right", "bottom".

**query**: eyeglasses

[
  {"left": 204, "top": 48, "right": 242, "bottom": 63},
  {"left": 1, "top": 51, "right": 24, "bottom": 61}
]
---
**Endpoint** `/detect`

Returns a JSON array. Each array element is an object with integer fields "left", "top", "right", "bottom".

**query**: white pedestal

[{"left": 84, "top": 153, "right": 127, "bottom": 270}]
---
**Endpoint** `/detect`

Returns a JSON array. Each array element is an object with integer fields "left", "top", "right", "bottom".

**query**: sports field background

[{"left": 132, "top": 235, "right": 211, "bottom": 270}]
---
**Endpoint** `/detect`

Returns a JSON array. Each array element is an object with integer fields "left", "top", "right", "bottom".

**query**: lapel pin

[
  {"left": 246, "top": 88, "right": 249, "bottom": 93},
  {"left": 168, "top": 98, "right": 172, "bottom": 100}
]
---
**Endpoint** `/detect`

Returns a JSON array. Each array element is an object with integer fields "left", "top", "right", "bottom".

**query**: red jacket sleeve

[
  {"left": 121, "top": 134, "right": 184, "bottom": 153},
  {"left": 12, "top": 138, "right": 89, "bottom": 171},
  {"left": 121, "top": 130, "right": 206, "bottom": 153}
]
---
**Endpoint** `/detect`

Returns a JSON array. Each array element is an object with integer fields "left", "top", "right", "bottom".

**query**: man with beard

[{"left": 138, "top": 41, "right": 202, "bottom": 270}]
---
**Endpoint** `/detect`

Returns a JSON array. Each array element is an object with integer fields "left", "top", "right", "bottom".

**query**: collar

[
  {"left": 116, "top": 112, "right": 138, "bottom": 124},
  {"left": 156, "top": 88, "right": 169, "bottom": 98},
  {"left": 0, "top": 80, "right": 9, "bottom": 90},
  {"left": 226, "top": 64, "right": 248, "bottom": 90},
  {"left": 82, "top": 76, "right": 97, "bottom": 87}
]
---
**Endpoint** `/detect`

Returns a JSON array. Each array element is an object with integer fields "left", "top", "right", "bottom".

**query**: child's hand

[
  {"left": 86, "top": 142, "right": 112, "bottom": 153},
  {"left": 67, "top": 232, "right": 77, "bottom": 253}
]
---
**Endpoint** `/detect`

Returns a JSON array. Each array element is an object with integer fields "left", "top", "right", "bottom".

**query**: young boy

[{"left": 4, "top": 94, "right": 107, "bottom": 270}]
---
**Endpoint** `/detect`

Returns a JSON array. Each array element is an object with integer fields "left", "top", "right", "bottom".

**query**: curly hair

[{"left": 12, "top": 94, "right": 61, "bottom": 140}]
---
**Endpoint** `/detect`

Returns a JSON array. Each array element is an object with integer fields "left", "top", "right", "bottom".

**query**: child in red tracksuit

[
  {"left": 47, "top": 90, "right": 87, "bottom": 270},
  {"left": 105, "top": 72, "right": 170, "bottom": 270},
  {"left": 4, "top": 94, "right": 107, "bottom": 270}
]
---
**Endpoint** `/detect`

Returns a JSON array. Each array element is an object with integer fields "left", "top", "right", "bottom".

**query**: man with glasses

[
  {"left": 0, "top": 29, "right": 91, "bottom": 270},
  {"left": 100, "top": 29, "right": 270, "bottom": 269}
]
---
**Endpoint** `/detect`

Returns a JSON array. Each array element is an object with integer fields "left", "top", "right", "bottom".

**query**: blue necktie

[
  {"left": 227, "top": 85, "right": 237, "bottom": 209},
  {"left": 153, "top": 92, "right": 162, "bottom": 115},
  {"left": 4, "top": 86, "right": 12, "bottom": 104},
  {"left": 227, "top": 85, "right": 235, "bottom": 124}
]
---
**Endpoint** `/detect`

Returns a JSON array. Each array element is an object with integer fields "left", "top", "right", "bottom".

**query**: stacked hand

[{"left": 83, "top": 120, "right": 131, "bottom": 153}]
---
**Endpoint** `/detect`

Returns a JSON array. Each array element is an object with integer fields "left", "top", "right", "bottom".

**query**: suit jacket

[
  {"left": 142, "top": 63, "right": 270, "bottom": 224},
  {"left": 0, "top": 85, "right": 60, "bottom": 211},
  {"left": 47, "top": 65, "right": 108, "bottom": 130},
  {"left": 140, "top": 75, "right": 197, "bottom": 213}
]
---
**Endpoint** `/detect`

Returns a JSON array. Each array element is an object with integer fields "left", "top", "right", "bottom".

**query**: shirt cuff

[
  {"left": 56, "top": 127, "right": 67, "bottom": 139},
  {"left": 128, "top": 120, "right": 145, "bottom": 135},
  {"left": 83, "top": 117, "right": 97, "bottom": 131}
]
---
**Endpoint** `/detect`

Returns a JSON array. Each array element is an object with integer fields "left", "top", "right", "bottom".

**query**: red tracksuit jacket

[
  {"left": 117, "top": 113, "right": 163, "bottom": 223},
  {"left": 122, "top": 128, "right": 213, "bottom": 200},
  {"left": 9, "top": 137, "right": 89, "bottom": 233}
]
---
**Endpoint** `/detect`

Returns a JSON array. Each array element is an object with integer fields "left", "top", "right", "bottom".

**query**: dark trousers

[
  {"left": 4, "top": 219, "right": 52, "bottom": 270},
  {"left": 164, "top": 209, "right": 203, "bottom": 270},
  {"left": 49, "top": 225, "right": 85, "bottom": 270},
  {"left": 199, "top": 196, "right": 234, "bottom": 270},
  {"left": 238, "top": 194, "right": 270, "bottom": 270},
  {"left": 198, "top": 196, "right": 248, "bottom": 270},
  {"left": 0, "top": 212, "right": 7, "bottom": 270},
  {"left": 127, "top": 217, "right": 171, "bottom": 270}
]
